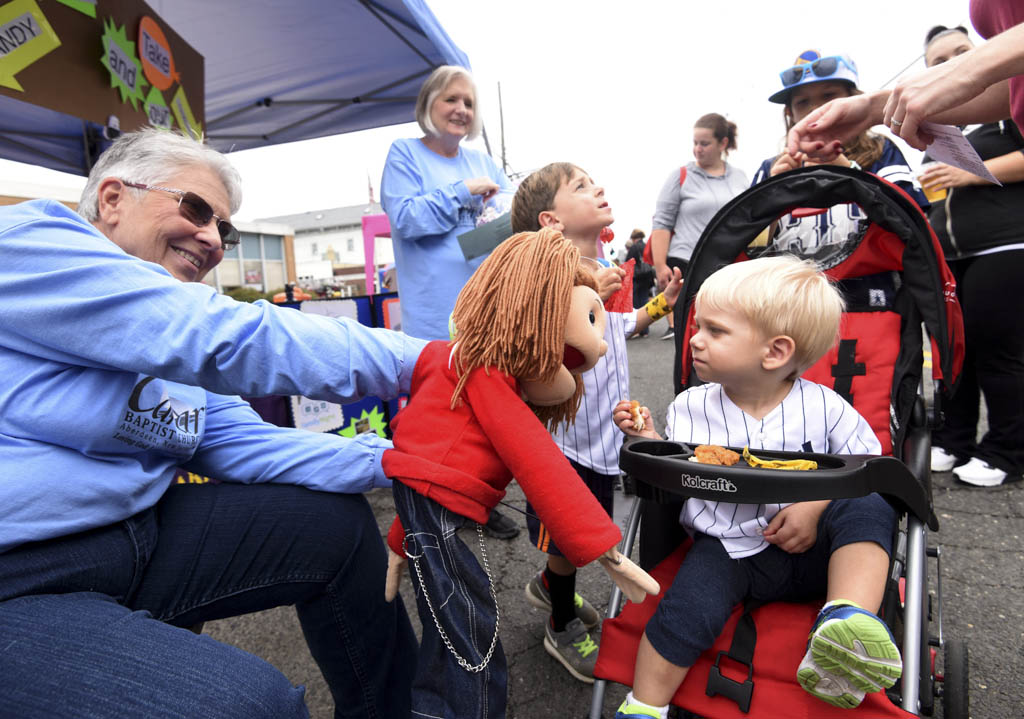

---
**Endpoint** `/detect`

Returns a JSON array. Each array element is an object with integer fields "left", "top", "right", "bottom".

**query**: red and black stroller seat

[{"left": 591, "top": 166, "right": 965, "bottom": 719}]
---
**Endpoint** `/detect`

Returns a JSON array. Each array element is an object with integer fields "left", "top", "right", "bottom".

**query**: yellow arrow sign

[
  {"left": 171, "top": 84, "right": 202, "bottom": 140},
  {"left": 0, "top": 0, "right": 61, "bottom": 92}
]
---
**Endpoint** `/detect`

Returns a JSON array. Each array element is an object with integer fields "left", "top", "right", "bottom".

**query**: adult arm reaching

[{"left": 788, "top": 21, "right": 1024, "bottom": 157}]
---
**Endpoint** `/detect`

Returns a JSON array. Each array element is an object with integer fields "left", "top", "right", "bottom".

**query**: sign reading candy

[
  {"left": 0, "top": 0, "right": 61, "bottom": 92},
  {"left": 138, "top": 16, "right": 177, "bottom": 91}
]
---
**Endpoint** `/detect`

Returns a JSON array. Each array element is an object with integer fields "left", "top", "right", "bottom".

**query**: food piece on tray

[
  {"left": 742, "top": 446, "right": 817, "bottom": 470},
  {"left": 629, "top": 399, "right": 645, "bottom": 432},
  {"left": 690, "top": 444, "right": 741, "bottom": 466}
]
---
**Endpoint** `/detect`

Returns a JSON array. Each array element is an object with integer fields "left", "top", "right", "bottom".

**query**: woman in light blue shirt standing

[
  {"left": 380, "top": 66, "right": 517, "bottom": 538},
  {"left": 381, "top": 65, "right": 512, "bottom": 342}
]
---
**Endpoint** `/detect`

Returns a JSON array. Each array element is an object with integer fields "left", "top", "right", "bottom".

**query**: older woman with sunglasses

[{"left": 0, "top": 129, "right": 424, "bottom": 718}]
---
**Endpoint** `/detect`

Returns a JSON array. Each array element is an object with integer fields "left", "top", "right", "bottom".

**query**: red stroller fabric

[{"left": 595, "top": 542, "right": 917, "bottom": 719}]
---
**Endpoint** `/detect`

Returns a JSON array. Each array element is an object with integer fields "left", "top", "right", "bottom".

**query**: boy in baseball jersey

[
  {"left": 611, "top": 255, "right": 901, "bottom": 717},
  {"left": 510, "top": 163, "right": 683, "bottom": 682}
]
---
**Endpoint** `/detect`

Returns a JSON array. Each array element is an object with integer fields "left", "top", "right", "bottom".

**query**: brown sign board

[{"left": 0, "top": 0, "right": 203, "bottom": 135}]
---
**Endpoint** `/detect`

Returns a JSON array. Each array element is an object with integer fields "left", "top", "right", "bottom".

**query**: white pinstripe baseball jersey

[
  {"left": 668, "top": 378, "right": 881, "bottom": 559},
  {"left": 552, "top": 308, "right": 637, "bottom": 475}
]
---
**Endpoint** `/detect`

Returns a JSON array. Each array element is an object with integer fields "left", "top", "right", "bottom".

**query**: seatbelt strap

[{"left": 705, "top": 600, "right": 764, "bottom": 713}]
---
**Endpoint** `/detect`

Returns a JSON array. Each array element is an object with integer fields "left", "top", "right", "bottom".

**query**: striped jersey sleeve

[{"left": 551, "top": 309, "right": 635, "bottom": 475}]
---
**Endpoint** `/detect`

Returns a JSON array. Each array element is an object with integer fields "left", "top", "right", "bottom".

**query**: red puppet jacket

[{"left": 383, "top": 341, "right": 621, "bottom": 567}]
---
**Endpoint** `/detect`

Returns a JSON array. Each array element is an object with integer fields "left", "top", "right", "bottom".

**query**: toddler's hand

[
  {"left": 762, "top": 500, "right": 829, "bottom": 553},
  {"left": 613, "top": 400, "right": 658, "bottom": 438}
]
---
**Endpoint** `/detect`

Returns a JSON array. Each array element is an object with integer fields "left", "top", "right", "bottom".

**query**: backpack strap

[{"left": 680, "top": 166, "right": 688, "bottom": 187}]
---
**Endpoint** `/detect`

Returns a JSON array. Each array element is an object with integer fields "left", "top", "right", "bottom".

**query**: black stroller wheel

[{"left": 941, "top": 638, "right": 969, "bottom": 719}]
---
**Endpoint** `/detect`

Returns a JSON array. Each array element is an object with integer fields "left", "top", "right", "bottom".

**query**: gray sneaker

[
  {"left": 543, "top": 617, "right": 599, "bottom": 683},
  {"left": 524, "top": 571, "right": 601, "bottom": 630}
]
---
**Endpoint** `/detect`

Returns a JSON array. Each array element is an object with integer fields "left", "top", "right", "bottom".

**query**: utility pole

[{"left": 498, "top": 81, "right": 508, "bottom": 174}]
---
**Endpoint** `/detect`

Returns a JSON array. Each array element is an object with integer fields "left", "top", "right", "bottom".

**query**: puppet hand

[
  {"left": 598, "top": 548, "right": 660, "bottom": 604},
  {"left": 385, "top": 548, "right": 407, "bottom": 602}
]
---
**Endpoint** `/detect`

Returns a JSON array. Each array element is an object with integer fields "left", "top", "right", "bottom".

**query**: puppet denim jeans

[
  {"left": 393, "top": 481, "right": 508, "bottom": 719},
  {"left": 0, "top": 482, "right": 416, "bottom": 719}
]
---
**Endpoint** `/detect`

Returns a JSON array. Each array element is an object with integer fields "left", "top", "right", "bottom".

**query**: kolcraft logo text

[{"left": 680, "top": 474, "right": 737, "bottom": 493}]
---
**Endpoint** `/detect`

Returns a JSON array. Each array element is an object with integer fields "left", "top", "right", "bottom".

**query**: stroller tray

[{"left": 621, "top": 439, "right": 932, "bottom": 524}]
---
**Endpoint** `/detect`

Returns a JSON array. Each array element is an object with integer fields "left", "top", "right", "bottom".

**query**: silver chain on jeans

[{"left": 407, "top": 523, "right": 500, "bottom": 673}]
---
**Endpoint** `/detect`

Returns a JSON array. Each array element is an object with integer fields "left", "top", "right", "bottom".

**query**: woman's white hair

[
  {"left": 414, "top": 65, "right": 482, "bottom": 141},
  {"left": 77, "top": 128, "right": 243, "bottom": 221}
]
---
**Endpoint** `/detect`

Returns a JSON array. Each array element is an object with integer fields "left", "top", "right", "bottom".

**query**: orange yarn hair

[{"left": 450, "top": 227, "right": 597, "bottom": 430}]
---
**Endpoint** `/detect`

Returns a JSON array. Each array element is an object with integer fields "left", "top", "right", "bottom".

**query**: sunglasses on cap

[
  {"left": 778, "top": 55, "right": 857, "bottom": 88},
  {"left": 122, "top": 181, "right": 240, "bottom": 249}
]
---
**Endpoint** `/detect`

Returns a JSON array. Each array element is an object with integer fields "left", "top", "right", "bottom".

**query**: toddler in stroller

[
  {"left": 593, "top": 166, "right": 966, "bottom": 719},
  {"left": 611, "top": 254, "right": 900, "bottom": 716}
]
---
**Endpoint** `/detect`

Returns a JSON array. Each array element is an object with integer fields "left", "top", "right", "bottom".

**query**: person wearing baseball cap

[{"left": 750, "top": 50, "right": 927, "bottom": 255}]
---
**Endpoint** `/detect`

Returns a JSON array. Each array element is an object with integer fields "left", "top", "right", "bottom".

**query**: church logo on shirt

[{"left": 112, "top": 376, "right": 205, "bottom": 454}]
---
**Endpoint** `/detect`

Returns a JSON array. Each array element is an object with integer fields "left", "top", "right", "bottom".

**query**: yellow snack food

[{"left": 742, "top": 446, "right": 817, "bottom": 471}]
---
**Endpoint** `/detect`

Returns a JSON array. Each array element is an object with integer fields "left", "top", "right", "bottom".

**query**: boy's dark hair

[{"left": 510, "top": 162, "right": 580, "bottom": 233}]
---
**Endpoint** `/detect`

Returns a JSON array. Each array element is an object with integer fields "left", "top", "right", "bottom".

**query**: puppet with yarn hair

[{"left": 382, "top": 228, "right": 658, "bottom": 717}]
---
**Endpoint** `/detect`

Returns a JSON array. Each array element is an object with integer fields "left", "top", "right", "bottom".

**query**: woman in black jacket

[{"left": 920, "top": 25, "right": 1024, "bottom": 487}]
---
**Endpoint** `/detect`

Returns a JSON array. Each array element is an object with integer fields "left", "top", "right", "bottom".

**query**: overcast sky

[{"left": 0, "top": 0, "right": 977, "bottom": 258}]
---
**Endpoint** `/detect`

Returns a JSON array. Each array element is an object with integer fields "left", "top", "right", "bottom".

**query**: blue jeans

[
  {"left": 0, "top": 482, "right": 416, "bottom": 719},
  {"left": 393, "top": 481, "right": 507, "bottom": 718}
]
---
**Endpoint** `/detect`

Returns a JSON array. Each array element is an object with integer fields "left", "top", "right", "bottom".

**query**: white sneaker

[
  {"left": 952, "top": 457, "right": 1007, "bottom": 487},
  {"left": 930, "top": 447, "right": 957, "bottom": 473}
]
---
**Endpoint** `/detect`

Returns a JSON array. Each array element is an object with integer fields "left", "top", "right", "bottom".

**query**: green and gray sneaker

[
  {"left": 525, "top": 571, "right": 601, "bottom": 630},
  {"left": 543, "top": 617, "right": 599, "bottom": 683},
  {"left": 613, "top": 699, "right": 664, "bottom": 718},
  {"left": 797, "top": 600, "right": 903, "bottom": 708}
]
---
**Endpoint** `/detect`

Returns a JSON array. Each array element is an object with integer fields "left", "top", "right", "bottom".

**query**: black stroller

[{"left": 590, "top": 166, "right": 967, "bottom": 718}]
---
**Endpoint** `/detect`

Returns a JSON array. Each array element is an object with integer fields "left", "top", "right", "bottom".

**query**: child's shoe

[
  {"left": 543, "top": 617, "right": 599, "bottom": 683},
  {"left": 613, "top": 695, "right": 668, "bottom": 718},
  {"left": 525, "top": 571, "right": 601, "bottom": 630},
  {"left": 797, "top": 600, "right": 902, "bottom": 708}
]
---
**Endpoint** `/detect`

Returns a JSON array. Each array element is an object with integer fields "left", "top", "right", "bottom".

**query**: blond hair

[
  {"left": 450, "top": 227, "right": 596, "bottom": 429},
  {"left": 697, "top": 255, "right": 844, "bottom": 373}
]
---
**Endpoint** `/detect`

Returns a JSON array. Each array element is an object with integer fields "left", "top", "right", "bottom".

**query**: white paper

[{"left": 921, "top": 122, "right": 1001, "bottom": 186}]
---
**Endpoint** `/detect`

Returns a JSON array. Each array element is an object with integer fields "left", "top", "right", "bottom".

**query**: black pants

[{"left": 933, "top": 249, "right": 1024, "bottom": 477}]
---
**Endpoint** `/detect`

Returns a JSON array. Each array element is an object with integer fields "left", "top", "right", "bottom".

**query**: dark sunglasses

[
  {"left": 122, "top": 181, "right": 240, "bottom": 249},
  {"left": 778, "top": 55, "right": 854, "bottom": 88}
]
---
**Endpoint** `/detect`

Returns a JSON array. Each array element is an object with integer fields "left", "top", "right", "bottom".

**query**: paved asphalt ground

[{"left": 207, "top": 326, "right": 1022, "bottom": 718}]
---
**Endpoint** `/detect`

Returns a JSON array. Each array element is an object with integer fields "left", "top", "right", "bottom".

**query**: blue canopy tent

[{"left": 0, "top": 0, "right": 471, "bottom": 174}]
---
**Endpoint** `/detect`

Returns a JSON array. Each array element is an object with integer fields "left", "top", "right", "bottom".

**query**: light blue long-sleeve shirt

[
  {"left": 0, "top": 200, "right": 427, "bottom": 553},
  {"left": 380, "top": 137, "right": 510, "bottom": 340}
]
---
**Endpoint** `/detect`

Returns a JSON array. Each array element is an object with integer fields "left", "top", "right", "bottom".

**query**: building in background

[{"left": 260, "top": 202, "right": 394, "bottom": 296}]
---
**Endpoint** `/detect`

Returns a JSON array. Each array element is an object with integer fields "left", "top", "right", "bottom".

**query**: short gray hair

[
  {"left": 414, "top": 65, "right": 482, "bottom": 141},
  {"left": 78, "top": 128, "right": 243, "bottom": 221}
]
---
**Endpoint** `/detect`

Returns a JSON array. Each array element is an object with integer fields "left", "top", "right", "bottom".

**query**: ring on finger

[{"left": 891, "top": 119, "right": 903, "bottom": 128}]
